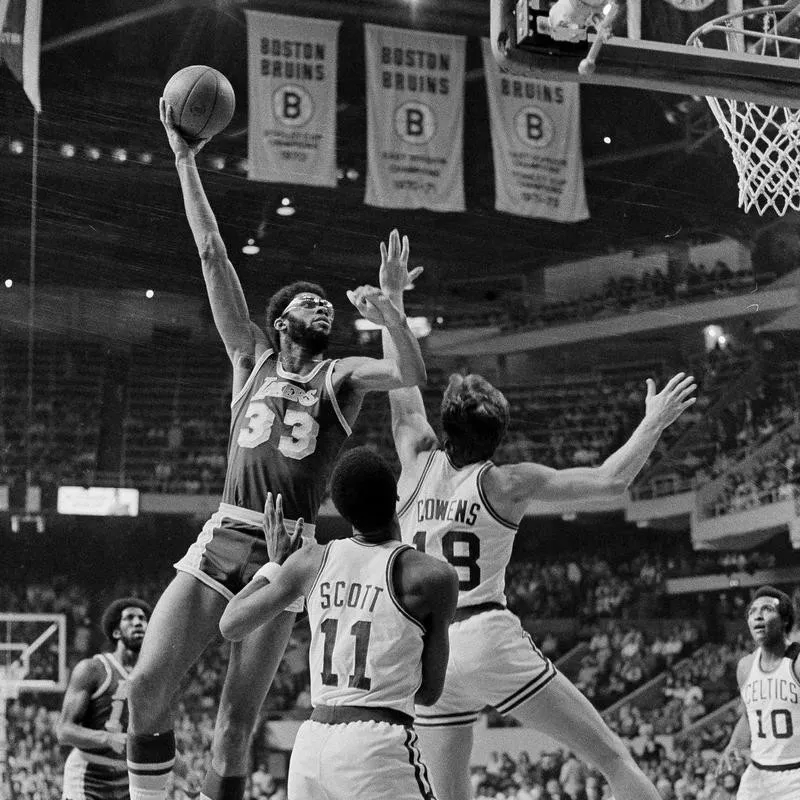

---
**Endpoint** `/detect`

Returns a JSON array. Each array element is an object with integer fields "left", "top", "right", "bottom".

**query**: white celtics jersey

[
  {"left": 398, "top": 449, "right": 517, "bottom": 608},
  {"left": 306, "top": 538, "right": 424, "bottom": 716},
  {"left": 740, "top": 643, "right": 800, "bottom": 767}
]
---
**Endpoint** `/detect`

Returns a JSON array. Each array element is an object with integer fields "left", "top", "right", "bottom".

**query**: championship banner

[
  {"left": 245, "top": 10, "right": 340, "bottom": 186},
  {"left": 365, "top": 24, "right": 465, "bottom": 212},
  {"left": 0, "top": 0, "right": 42, "bottom": 112},
  {"left": 481, "top": 39, "right": 588, "bottom": 223}
]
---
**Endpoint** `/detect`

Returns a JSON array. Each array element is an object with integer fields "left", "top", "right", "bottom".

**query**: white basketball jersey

[
  {"left": 306, "top": 539, "right": 424, "bottom": 716},
  {"left": 398, "top": 450, "right": 517, "bottom": 608},
  {"left": 740, "top": 644, "right": 800, "bottom": 767}
]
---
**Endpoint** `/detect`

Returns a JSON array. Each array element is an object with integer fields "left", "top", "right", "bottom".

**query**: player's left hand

[
  {"left": 378, "top": 229, "right": 423, "bottom": 297},
  {"left": 347, "top": 285, "right": 405, "bottom": 327},
  {"left": 644, "top": 372, "right": 697, "bottom": 430},
  {"left": 263, "top": 492, "right": 303, "bottom": 565}
]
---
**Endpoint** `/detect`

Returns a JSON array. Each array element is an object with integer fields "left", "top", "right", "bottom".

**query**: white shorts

[
  {"left": 415, "top": 608, "right": 556, "bottom": 729},
  {"left": 737, "top": 762, "right": 800, "bottom": 800},
  {"left": 288, "top": 720, "right": 436, "bottom": 800}
]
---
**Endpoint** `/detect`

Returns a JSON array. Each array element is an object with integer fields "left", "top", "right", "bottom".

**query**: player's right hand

[
  {"left": 159, "top": 98, "right": 209, "bottom": 158},
  {"left": 378, "top": 228, "right": 423, "bottom": 297},
  {"left": 263, "top": 492, "right": 303, "bottom": 565},
  {"left": 106, "top": 731, "right": 127, "bottom": 755}
]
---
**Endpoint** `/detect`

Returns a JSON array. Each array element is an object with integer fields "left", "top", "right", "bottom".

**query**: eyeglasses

[{"left": 281, "top": 294, "right": 334, "bottom": 316}]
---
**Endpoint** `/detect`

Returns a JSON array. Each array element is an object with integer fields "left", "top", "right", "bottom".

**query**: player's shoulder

[
  {"left": 737, "top": 651, "right": 757, "bottom": 684},
  {"left": 68, "top": 654, "right": 108, "bottom": 688},
  {"left": 399, "top": 546, "right": 458, "bottom": 590}
]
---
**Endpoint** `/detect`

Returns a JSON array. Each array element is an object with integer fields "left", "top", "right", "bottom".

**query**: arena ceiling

[{"left": 0, "top": 0, "right": 785, "bottom": 311}]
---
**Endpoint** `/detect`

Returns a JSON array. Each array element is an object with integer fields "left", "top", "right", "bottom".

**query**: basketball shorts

[
  {"left": 414, "top": 607, "right": 556, "bottom": 729},
  {"left": 174, "top": 503, "right": 314, "bottom": 600},
  {"left": 737, "top": 762, "right": 800, "bottom": 800},
  {"left": 288, "top": 720, "right": 436, "bottom": 800},
  {"left": 62, "top": 749, "right": 129, "bottom": 800}
]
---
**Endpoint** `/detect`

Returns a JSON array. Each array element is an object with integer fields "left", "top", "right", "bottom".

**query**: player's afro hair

[
  {"left": 441, "top": 373, "right": 510, "bottom": 463},
  {"left": 330, "top": 446, "right": 398, "bottom": 537},
  {"left": 750, "top": 585, "right": 795, "bottom": 633},
  {"left": 264, "top": 281, "right": 327, "bottom": 349},
  {"left": 100, "top": 598, "right": 152, "bottom": 644}
]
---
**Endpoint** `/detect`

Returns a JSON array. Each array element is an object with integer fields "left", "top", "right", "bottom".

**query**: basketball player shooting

[
  {"left": 718, "top": 586, "right": 800, "bottom": 800},
  {"left": 125, "top": 101, "right": 427, "bottom": 800},
  {"left": 378, "top": 232, "right": 697, "bottom": 800},
  {"left": 58, "top": 599, "right": 151, "bottom": 800},
  {"left": 220, "top": 448, "right": 459, "bottom": 800}
]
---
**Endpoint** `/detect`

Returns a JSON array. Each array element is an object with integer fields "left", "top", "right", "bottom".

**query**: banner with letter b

[
  {"left": 365, "top": 24, "right": 465, "bottom": 212},
  {"left": 245, "top": 10, "right": 340, "bottom": 186},
  {"left": 481, "top": 39, "right": 588, "bottom": 222}
]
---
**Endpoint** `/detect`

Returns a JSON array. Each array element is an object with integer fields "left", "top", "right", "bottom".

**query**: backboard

[
  {"left": 491, "top": 0, "right": 800, "bottom": 108},
  {"left": 0, "top": 613, "right": 67, "bottom": 695}
]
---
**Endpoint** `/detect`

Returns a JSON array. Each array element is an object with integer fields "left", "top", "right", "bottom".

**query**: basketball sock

[
  {"left": 127, "top": 730, "right": 176, "bottom": 800},
  {"left": 200, "top": 768, "right": 247, "bottom": 800}
]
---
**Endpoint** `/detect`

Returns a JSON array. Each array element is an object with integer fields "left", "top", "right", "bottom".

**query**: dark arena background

[{"left": 4, "top": 1, "right": 800, "bottom": 798}]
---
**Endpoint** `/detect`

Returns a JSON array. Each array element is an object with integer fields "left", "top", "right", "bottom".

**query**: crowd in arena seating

[{"left": 428, "top": 260, "right": 767, "bottom": 336}]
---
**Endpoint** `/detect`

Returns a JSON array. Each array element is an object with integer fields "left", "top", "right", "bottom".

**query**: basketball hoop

[{"left": 688, "top": 4, "right": 800, "bottom": 215}]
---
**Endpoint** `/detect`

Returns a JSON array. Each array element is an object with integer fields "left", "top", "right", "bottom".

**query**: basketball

[{"left": 162, "top": 65, "right": 235, "bottom": 142}]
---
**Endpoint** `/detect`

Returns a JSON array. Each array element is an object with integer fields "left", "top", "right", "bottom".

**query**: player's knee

[{"left": 128, "top": 669, "right": 169, "bottom": 715}]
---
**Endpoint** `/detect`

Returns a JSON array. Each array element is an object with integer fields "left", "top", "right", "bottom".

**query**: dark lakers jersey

[
  {"left": 222, "top": 349, "right": 351, "bottom": 523},
  {"left": 81, "top": 653, "right": 130, "bottom": 759}
]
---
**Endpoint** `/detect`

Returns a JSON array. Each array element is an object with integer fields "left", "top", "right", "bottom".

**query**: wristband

[
  {"left": 253, "top": 562, "right": 283, "bottom": 582},
  {"left": 253, "top": 562, "right": 305, "bottom": 613}
]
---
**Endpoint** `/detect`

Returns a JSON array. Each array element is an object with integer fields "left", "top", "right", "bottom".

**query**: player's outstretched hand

[
  {"left": 379, "top": 229, "right": 423, "bottom": 297},
  {"left": 644, "top": 372, "right": 697, "bottom": 430},
  {"left": 263, "top": 492, "right": 303, "bottom": 565},
  {"left": 347, "top": 285, "right": 405, "bottom": 327},
  {"left": 159, "top": 97, "right": 209, "bottom": 158}
]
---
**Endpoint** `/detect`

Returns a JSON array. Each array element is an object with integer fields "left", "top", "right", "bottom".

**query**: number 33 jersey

[
  {"left": 741, "top": 643, "right": 800, "bottom": 768},
  {"left": 398, "top": 449, "right": 518, "bottom": 608},
  {"left": 223, "top": 349, "right": 351, "bottom": 522}
]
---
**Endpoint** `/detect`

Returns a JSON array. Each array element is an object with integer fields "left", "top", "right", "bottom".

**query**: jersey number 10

[{"left": 754, "top": 708, "right": 794, "bottom": 739}]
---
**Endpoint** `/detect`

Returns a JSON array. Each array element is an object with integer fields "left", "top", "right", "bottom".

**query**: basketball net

[{"left": 689, "top": 5, "right": 800, "bottom": 215}]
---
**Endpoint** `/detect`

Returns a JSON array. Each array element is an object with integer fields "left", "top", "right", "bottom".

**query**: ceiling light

[
  {"left": 276, "top": 197, "right": 295, "bottom": 217},
  {"left": 346, "top": 168, "right": 359, "bottom": 181},
  {"left": 112, "top": 148, "right": 127, "bottom": 162},
  {"left": 85, "top": 146, "right": 101, "bottom": 161},
  {"left": 242, "top": 238, "right": 260, "bottom": 255},
  {"left": 10, "top": 140, "right": 24, "bottom": 155},
  {"left": 60, "top": 143, "right": 76, "bottom": 158},
  {"left": 603, "top": 136, "right": 611, "bottom": 144},
  {"left": 138, "top": 152, "right": 153, "bottom": 165},
  {"left": 209, "top": 156, "right": 226, "bottom": 170},
  {"left": 4, "top": 279, "right": 12, "bottom": 288},
  {"left": 145, "top": 289, "right": 154, "bottom": 299}
]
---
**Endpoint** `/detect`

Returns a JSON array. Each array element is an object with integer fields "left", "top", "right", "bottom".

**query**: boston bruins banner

[
  {"left": 365, "top": 24, "right": 465, "bottom": 212},
  {"left": 245, "top": 10, "right": 340, "bottom": 186},
  {"left": 481, "top": 39, "right": 588, "bottom": 222}
]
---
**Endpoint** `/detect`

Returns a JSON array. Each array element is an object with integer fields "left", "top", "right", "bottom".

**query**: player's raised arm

[
  {"left": 160, "top": 99, "right": 266, "bottom": 372},
  {"left": 378, "top": 229, "right": 438, "bottom": 468},
  {"left": 490, "top": 372, "right": 697, "bottom": 518},
  {"left": 56, "top": 659, "right": 126, "bottom": 755}
]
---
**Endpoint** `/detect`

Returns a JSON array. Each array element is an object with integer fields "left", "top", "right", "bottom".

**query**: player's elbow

[
  {"left": 198, "top": 232, "right": 227, "bottom": 266},
  {"left": 54, "top": 720, "right": 70, "bottom": 745},
  {"left": 218, "top": 609, "right": 246, "bottom": 642},
  {"left": 415, "top": 683, "right": 443, "bottom": 707}
]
